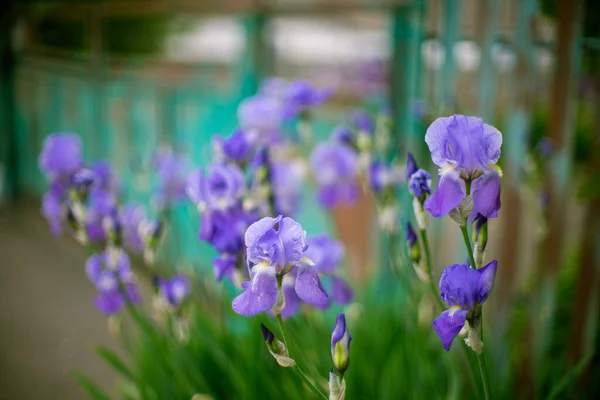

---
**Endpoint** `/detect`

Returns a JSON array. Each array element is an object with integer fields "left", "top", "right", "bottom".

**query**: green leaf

[
  {"left": 73, "top": 373, "right": 112, "bottom": 400},
  {"left": 547, "top": 349, "right": 596, "bottom": 400},
  {"left": 96, "top": 346, "right": 135, "bottom": 381}
]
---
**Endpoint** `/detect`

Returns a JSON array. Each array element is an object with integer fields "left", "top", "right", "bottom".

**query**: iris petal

[
  {"left": 432, "top": 309, "right": 468, "bottom": 351},
  {"left": 424, "top": 168, "right": 465, "bottom": 217},
  {"left": 295, "top": 264, "right": 329, "bottom": 307},
  {"left": 232, "top": 266, "right": 278, "bottom": 316},
  {"left": 471, "top": 168, "right": 501, "bottom": 218}
]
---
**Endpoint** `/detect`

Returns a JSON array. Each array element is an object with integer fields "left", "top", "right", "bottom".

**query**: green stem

[
  {"left": 276, "top": 314, "right": 328, "bottom": 400},
  {"left": 477, "top": 354, "right": 492, "bottom": 400},
  {"left": 419, "top": 228, "right": 445, "bottom": 311},
  {"left": 459, "top": 225, "right": 492, "bottom": 399},
  {"left": 460, "top": 225, "right": 477, "bottom": 269}
]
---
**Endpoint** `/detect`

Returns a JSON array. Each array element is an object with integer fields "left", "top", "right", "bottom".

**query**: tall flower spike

[
  {"left": 186, "top": 163, "right": 245, "bottom": 212},
  {"left": 423, "top": 115, "right": 502, "bottom": 219},
  {"left": 331, "top": 313, "right": 351, "bottom": 375},
  {"left": 432, "top": 261, "right": 497, "bottom": 352},
  {"left": 260, "top": 324, "right": 296, "bottom": 367}
]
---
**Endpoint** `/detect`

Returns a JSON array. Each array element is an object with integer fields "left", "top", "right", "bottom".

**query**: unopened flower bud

[
  {"left": 331, "top": 313, "right": 351, "bottom": 375},
  {"left": 448, "top": 195, "right": 473, "bottom": 226},
  {"left": 261, "top": 324, "right": 295, "bottom": 367},
  {"left": 405, "top": 222, "right": 420, "bottom": 264},
  {"left": 413, "top": 197, "right": 427, "bottom": 230},
  {"left": 271, "top": 283, "right": 286, "bottom": 316},
  {"left": 472, "top": 214, "right": 488, "bottom": 268}
]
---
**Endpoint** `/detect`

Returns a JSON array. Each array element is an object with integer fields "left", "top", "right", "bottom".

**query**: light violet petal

[
  {"left": 295, "top": 265, "right": 329, "bottom": 307},
  {"left": 232, "top": 266, "right": 278, "bottom": 316},
  {"left": 477, "top": 260, "right": 498, "bottom": 304},
  {"left": 472, "top": 169, "right": 501, "bottom": 218},
  {"left": 424, "top": 169, "right": 465, "bottom": 217}
]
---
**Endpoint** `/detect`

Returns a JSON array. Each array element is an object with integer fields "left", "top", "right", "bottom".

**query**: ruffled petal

[
  {"left": 425, "top": 117, "right": 456, "bottom": 168},
  {"left": 424, "top": 169, "right": 465, "bottom": 217},
  {"left": 432, "top": 309, "right": 468, "bottom": 351},
  {"left": 477, "top": 260, "right": 498, "bottom": 304},
  {"left": 232, "top": 265, "right": 278, "bottom": 316},
  {"left": 483, "top": 123, "right": 502, "bottom": 164},
  {"left": 278, "top": 217, "right": 308, "bottom": 265},
  {"left": 471, "top": 169, "right": 501, "bottom": 218},
  {"left": 295, "top": 264, "right": 329, "bottom": 307}
]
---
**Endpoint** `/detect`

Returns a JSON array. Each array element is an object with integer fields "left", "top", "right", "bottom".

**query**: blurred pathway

[{"left": 0, "top": 201, "right": 119, "bottom": 399}]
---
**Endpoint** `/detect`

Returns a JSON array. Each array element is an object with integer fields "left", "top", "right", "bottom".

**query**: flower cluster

[{"left": 39, "top": 134, "right": 190, "bottom": 316}]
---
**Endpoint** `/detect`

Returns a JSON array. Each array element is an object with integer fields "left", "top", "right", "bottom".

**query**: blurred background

[{"left": 0, "top": 0, "right": 598, "bottom": 399}]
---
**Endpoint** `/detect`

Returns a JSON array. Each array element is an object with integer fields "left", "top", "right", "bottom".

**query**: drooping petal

[
  {"left": 232, "top": 265, "right": 278, "bottom": 316},
  {"left": 471, "top": 168, "right": 501, "bottom": 218},
  {"left": 331, "top": 276, "right": 354, "bottom": 305},
  {"left": 295, "top": 264, "right": 329, "bottom": 307},
  {"left": 432, "top": 308, "right": 468, "bottom": 351},
  {"left": 305, "top": 234, "right": 344, "bottom": 275},
  {"left": 95, "top": 291, "right": 124, "bottom": 315},
  {"left": 477, "top": 260, "right": 498, "bottom": 304},
  {"left": 424, "top": 168, "right": 465, "bottom": 217}
]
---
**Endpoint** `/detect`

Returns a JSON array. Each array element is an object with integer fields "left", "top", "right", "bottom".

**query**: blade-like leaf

[{"left": 96, "top": 345, "right": 135, "bottom": 381}]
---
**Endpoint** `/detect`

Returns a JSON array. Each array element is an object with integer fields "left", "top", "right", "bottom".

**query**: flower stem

[
  {"left": 459, "top": 225, "right": 492, "bottom": 399},
  {"left": 419, "top": 228, "right": 445, "bottom": 310},
  {"left": 477, "top": 353, "right": 492, "bottom": 400},
  {"left": 276, "top": 314, "right": 328, "bottom": 400},
  {"left": 460, "top": 225, "right": 477, "bottom": 269}
]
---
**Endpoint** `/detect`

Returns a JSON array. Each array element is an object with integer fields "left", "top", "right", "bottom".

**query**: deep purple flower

[
  {"left": 199, "top": 209, "right": 257, "bottom": 255},
  {"left": 331, "top": 125, "right": 355, "bottom": 147},
  {"left": 213, "top": 129, "right": 254, "bottom": 163},
  {"left": 408, "top": 169, "right": 432, "bottom": 198},
  {"left": 213, "top": 255, "right": 237, "bottom": 282},
  {"left": 187, "top": 163, "right": 245, "bottom": 211},
  {"left": 153, "top": 149, "right": 190, "bottom": 206},
  {"left": 331, "top": 313, "right": 351, "bottom": 374},
  {"left": 348, "top": 109, "right": 375, "bottom": 135},
  {"left": 86, "top": 249, "right": 140, "bottom": 315},
  {"left": 423, "top": 115, "right": 502, "bottom": 218},
  {"left": 232, "top": 216, "right": 328, "bottom": 316},
  {"left": 38, "top": 133, "right": 83, "bottom": 180},
  {"left": 432, "top": 261, "right": 497, "bottom": 350},
  {"left": 158, "top": 275, "right": 190, "bottom": 308},
  {"left": 406, "top": 152, "right": 418, "bottom": 179},
  {"left": 310, "top": 142, "right": 359, "bottom": 209},
  {"left": 283, "top": 79, "right": 331, "bottom": 118},
  {"left": 85, "top": 189, "right": 117, "bottom": 243},
  {"left": 405, "top": 222, "right": 418, "bottom": 248}
]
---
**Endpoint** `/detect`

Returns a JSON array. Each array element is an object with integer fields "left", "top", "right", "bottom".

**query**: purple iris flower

[
  {"left": 120, "top": 204, "right": 146, "bottom": 252},
  {"left": 331, "top": 125, "right": 355, "bottom": 147},
  {"left": 187, "top": 163, "right": 245, "bottom": 212},
  {"left": 213, "top": 129, "right": 254, "bottom": 163},
  {"left": 406, "top": 152, "right": 418, "bottom": 179},
  {"left": 38, "top": 133, "right": 83, "bottom": 180},
  {"left": 157, "top": 275, "right": 190, "bottom": 308},
  {"left": 237, "top": 96, "right": 283, "bottom": 142},
  {"left": 213, "top": 255, "right": 237, "bottom": 282},
  {"left": 232, "top": 216, "right": 328, "bottom": 316},
  {"left": 305, "top": 234, "right": 353, "bottom": 305},
  {"left": 408, "top": 169, "right": 432, "bottom": 198},
  {"left": 153, "top": 149, "right": 190, "bottom": 206},
  {"left": 423, "top": 115, "right": 503, "bottom": 218},
  {"left": 85, "top": 249, "right": 140, "bottom": 315},
  {"left": 85, "top": 189, "right": 117, "bottom": 243},
  {"left": 88, "top": 160, "right": 116, "bottom": 191},
  {"left": 71, "top": 168, "right": 97, "bottom": 195},
  {"left": 283, "top": 79, "right": 331, "bottom": 119},
  {"left": 310, "top": 142, "right": 359, "bottom": 209},
  {"left": 368, "top": 160, "right": 402, "bottom": 195},
  {"left": 432, "top": 261, "right": 497, "bottom": 351},
  {"left": 348, "top": 109, "right": 375, "bottom": 135},
  {"left": 199, "top": 208, "right": 258, "bottom": 255},
  {"left": 405, "top": 221, "right": 418, "bottom": 248}
]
